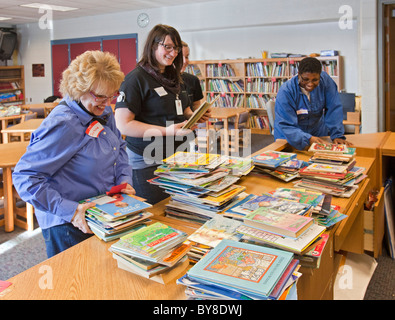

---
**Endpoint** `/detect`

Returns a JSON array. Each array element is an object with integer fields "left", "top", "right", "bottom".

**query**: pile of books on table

[
  {"left": 251, "top": 150, "right": 305, "bottom": 182},
  {"left": 110, "top": 222, "right": 190, "bottom": 284},
  {"left": 177, "top": 239, "right": 301, "bottom": 300},
  {"left": 81, "top": 188, "right": 154, "bottom": 242},
  {"left": 149, "top": 151, "right": 253, "bottom": 224},
  {"left": 294, "top": 143, "right": 366, "bottom": 197}
]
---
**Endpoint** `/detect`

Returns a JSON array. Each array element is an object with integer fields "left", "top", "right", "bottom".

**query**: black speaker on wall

[{"left": 0, "top": 29, "right": 17, "bottom": 61}]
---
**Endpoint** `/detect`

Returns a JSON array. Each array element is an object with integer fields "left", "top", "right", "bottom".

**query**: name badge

[
  {"left": 86, "top": 120, "right": 104, "bottom": 138},
  {"left": 175, "top": 99, "right": 183, "bottom": 115},
  {"left": 154, "top": 87, "right": 168, "bottom": 97},
  {"left": 296, "top": 109, "right": 309, "bottom": 115}
]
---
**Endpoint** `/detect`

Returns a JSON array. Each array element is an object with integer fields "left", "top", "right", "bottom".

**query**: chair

[
  {"left": 340, "top": 92, "right": 361, "bottom": 134},
  {"left": 221, "top": 111, "right": 251, "bottom": 153},
  {"left": 266, "top": 100, "right": 275, "bottom": 135}
]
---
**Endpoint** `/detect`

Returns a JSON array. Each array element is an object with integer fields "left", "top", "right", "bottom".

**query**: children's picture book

[
  {"left": 187, "top": 239, "right": 294, "bottom": 298},
  {"left": 252, "top": 150, "right": 297, "bottom": 168},
  {"left": 270, "top": 188, "right": 324, "bottom": 207},
  {"left": 187, "top": 215, "right": 243, "bottom": 248},
  {"left": 240, "top": 194, "right": 311, "bottom": 216},
  {"left": 243, "top": 206, "right": 314, "bottom": 238},
  {"left": 308, "top": 143, "right": 349, "bottom": 154},
  {"left": 110, "top": 222, "right": 188, "bottom": 265},
  {"left": 82, "top": 193, "right": 152, "bottom": 221}
]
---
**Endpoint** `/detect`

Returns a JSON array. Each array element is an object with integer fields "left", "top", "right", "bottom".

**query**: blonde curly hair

[{"left": 59, "top": 50, "right": 124, "bottom": 101}]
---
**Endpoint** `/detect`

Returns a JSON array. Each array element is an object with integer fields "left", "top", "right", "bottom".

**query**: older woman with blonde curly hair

[{"left": 13, "top": 50, "right": 135, "bottom": 258}]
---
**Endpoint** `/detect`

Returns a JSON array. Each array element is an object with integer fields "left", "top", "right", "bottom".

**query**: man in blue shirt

[{"left": 274, "top": 57, "right": 352, "bottom": 150}]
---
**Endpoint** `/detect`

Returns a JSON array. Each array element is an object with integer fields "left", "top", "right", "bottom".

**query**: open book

[{"left": 182, "top": 95, "right": 220, "bottom": 130}]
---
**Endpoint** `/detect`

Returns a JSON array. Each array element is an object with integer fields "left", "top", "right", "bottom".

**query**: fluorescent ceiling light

[
  {"left": 0, "top": 17, "right": 12, "bottom": 21},
  {"left": 20, "top": 3, "right": 79, "bottom": 12}
]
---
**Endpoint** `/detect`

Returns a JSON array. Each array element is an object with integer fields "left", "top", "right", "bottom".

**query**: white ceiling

[{"left": 0, "top": 0, "right": 214, "bottom": 26}]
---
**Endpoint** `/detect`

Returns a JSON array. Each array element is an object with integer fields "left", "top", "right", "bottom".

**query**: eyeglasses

[
  {"left": 157, "top": 42, "right": 182, "bottom": 53},
  {"left": 89, "top": 91, "right": 119, "bottom": 102}
]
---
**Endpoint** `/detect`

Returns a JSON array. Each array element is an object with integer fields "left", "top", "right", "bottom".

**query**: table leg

[
  {"left": 3, "top": 167, "right": 14, "bottom": 232},
  {"left": 223, "top": 119, "right": 229, "bottom": 156}
]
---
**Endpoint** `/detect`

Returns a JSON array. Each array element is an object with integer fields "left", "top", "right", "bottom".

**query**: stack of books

[
  {"left": 82, "top": 192, "right": 153, "bottom": 242},
  {"left": 185, "top": 215, "right": 243, "bottom": 264},
  {"left": 150, "top": 152, "right": 252, "bottom": 224},
  {"left": 110, "top": 222, "right": 190, "bottom": 284},
  {"left": 251, "top": 150, "right": 302, "bottom": 182},
  {"left": 177, "top": 239, "right": 301, "bottom": 300},
  {"left": 294, "top": 143, "right": 366, "bottom": 197}
]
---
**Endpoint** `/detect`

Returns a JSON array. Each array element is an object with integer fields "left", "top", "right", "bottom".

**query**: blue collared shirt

[
  {"left": 12, "top": 97, "right": 133, "bottom": 229},
  {"left": 274, "top": 72, "right": 345, "bottom": 150}
]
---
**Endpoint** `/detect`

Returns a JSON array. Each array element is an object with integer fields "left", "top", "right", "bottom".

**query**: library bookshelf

[
  {"left": 0, "top": 66, "right": 25, "bottom": 106},
  {"left": 185, "top": 56, "right": 343, "bottom": 135}
]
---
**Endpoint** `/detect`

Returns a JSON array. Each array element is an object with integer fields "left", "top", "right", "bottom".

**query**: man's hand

[
  {"left": 333, "top": 138, "right": 354, "bottom": 147},
  {"left": 71, "top": 202, "right": 96, "bottom": 234},
  {"left": 309, "top": 136, "right": 326, "bottom": 145}
]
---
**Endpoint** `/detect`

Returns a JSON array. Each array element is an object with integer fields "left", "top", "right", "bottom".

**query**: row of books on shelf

[
  {"left": 206, "top": 63, "right": 236, "bottom": 77},
  {"left": 249, "top": 114, "right": 270, "bottom": 130},
  {"left": 208, "top": 79, "right": 244, "bottom": 93},
  {"left": 246, "top": 94, "right": 270, "bottom": 109},
  {"left": 246, "top": 78, "right": 287, "bottom": 93},
  {"left": 0, "top": 81, "right": 20, "bottom": 90},
  {"left": 0, "top": 91, "right": 23, "bottom": 103},
  {"left": 246, "top": 62, "right": 288, "bottom": 78},
  {"left": 206, "top": 93, "right": 244, "bottom": 108}
]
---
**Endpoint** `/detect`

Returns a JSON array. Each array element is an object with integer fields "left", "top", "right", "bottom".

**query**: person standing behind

[
  {"left": 181, "top": 41, "right": 204, "bottom": 111},
  {"left": 115, "top": 24, "right": 209, "bottom": 204},
  {"left": 13, "top": 51, "right": 135, "bottom": 258},
  {"left": 274, "top": 56, "right": 353, "bottom": 150}
]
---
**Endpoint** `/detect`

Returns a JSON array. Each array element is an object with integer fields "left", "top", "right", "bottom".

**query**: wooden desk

[
  {"left": 381, "top": 131, "right": 395, "bottom": 156},
  {"left": 0, "top": 114, "right": 25, "bottom": 144},
  {"left": 1, "top": 118, "right": 43, "bottom": 143},
  {"left": 0, "top": 141, "right": 29, "bottom": 232},
  {"left": 205, "top": 107, "right": 248, "bottom": 155}
]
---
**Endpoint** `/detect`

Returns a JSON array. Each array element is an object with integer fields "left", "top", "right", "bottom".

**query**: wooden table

[
  {"left": 1, "top": 118, "right": 43, "bottom": 143},
  {"left": 205, "top": 107, "right": 248, "bottom": 155},
  {"left": 0, "top": 141, "right": 29, "bottom": 232},
  {"left": 0, "top": 114, "right": 25, "bottom": 144},
  {"left": 0, "top": 133, "right": 385, "bottom": 300}
]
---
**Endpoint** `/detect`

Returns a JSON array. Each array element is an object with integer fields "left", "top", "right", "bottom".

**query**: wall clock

[{"left": 137, "top": 13, "right": 149, "bottom": 28}]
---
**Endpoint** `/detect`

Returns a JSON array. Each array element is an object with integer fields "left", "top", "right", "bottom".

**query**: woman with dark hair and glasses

[
  {"left": 13, "top": 50, "right": 135, "bottom": 258},
  {"left": 274, "top": 57, "right": 353, "bottom": 150},
  {"left": 115, "top": 24, "right": 209, "bottom": 204}
]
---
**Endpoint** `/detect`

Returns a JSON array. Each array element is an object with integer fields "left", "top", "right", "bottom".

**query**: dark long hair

[{"left": 138, "top": 24, "right": 183, "bottom": 85}]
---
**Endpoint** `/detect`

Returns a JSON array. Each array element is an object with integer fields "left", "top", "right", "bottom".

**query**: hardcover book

[
  {"left": 252, "top": 150, "right": 297, "bottom": 168},
  {"left": 308, "top": 143, "right": 349, "bottom": 154},
  {"left": 82, "top": 193, "right": 152, "bottom": 221},
  {"left": 243, "top": 206, "right": 314, "bottom": 238},
  {"left": 182, "top": 95, "right": 219, "bottom": 130},
  {"left": 187, "top": 239, "right": 294, "bottom": 298}
]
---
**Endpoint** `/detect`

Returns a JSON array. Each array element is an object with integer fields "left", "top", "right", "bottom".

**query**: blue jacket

[
  {"left": 12, "top": 97, "right": 133, "bottom": 229},
  {"left": 273, "top": 72, "right": 345, "bottom": 150}
]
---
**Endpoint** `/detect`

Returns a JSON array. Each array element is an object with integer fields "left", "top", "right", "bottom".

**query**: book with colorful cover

[
  {"left": 308, "top": 143, "right": 349, "bottom": 154},
  {"left": 243, "top": 206, "right": 314, "bottom": 238},
  {"left": 187, "top": 215, "right": 243, "bottom": 248},
  {"left": 110, "top": 222, "right": 188, "bottom": 265},
  {"left": 270, "top": 188, "right": 324, "bottom": 207},
  {"left": 82, "top": 193, "right": 152, "bottom": 221},
  {"left": 251, "top": 150, "right": 297, "bottom": 168},
  {"left": 240, "top": 194, "right": 311, "bottom": 216},
  {"left": 238, "top": 222, "right": 325, "bottom": 254},
  {"left": 163, "top": 151, "right": 222, "bottom": 168},
  {"left": 187, "top": 239, "right": 294, "bottom": 298}
]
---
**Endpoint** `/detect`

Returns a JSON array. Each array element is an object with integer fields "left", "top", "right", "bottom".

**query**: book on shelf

[
  {"left": 243, "top": 206, "right": 314, "bottom": 238},
  {"left": 251, "top": 150, "right": 297, "bottom": 168},
  {"left": 186, "top": 239, "right": 295, "bottom": 299},
  {"left": 182, "top": 95, "right": 219, "bottom": 130}
]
